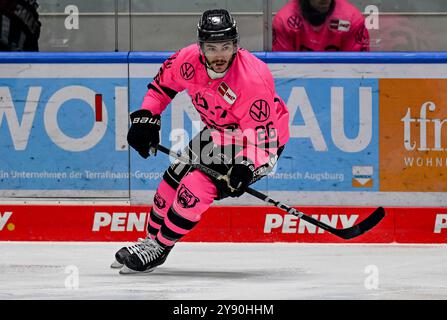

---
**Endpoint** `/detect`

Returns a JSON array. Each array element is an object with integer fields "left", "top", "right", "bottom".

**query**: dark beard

[
  {"left": 300, "top": 0, "right": 335, "bottom": 26},
  {"left": 203, "top": 53, "right": 236, "bottom": 73}
]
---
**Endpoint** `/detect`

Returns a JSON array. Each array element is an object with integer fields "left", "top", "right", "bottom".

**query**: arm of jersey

[
  {"left": 342, "top": 18, "right": 370, "bottom": 52},
  {"left": 140, "top": 50, "right": 185, "bottom": 115},
  {"left": 272, "top": 14, "right": 296, "bottom": 52}
]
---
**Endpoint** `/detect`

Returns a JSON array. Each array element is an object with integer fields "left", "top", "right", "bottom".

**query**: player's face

[
  {"left": 308, "top": 0, "right": 332, "bottom": 13},
  {"left": 202, "top": 41, "right": 236, "bottom": 73}
]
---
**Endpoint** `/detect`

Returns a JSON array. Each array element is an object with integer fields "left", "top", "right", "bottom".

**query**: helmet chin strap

[{"left": 205, "top": 60, "right": 228, "bottom": 79}]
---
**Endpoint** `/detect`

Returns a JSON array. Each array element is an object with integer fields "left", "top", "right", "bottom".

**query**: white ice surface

[{"left": 1, "top": 242, "right": 446, "bottom": 300}]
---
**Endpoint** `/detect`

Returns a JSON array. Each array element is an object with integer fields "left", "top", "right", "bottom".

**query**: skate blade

[
  {"left": 119, "top": 265, "right": 155, "bottom": 275},
  {"left": 110, "top": 260, "right": 124, "bottom": 269}
]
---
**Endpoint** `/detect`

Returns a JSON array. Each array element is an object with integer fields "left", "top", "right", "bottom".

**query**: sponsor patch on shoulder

[
  {"left": 329, "top": 19, "right": 351, "bottom": 32},
  {"left": 217, "top": 82, "right": 237, "bottom": 105}
]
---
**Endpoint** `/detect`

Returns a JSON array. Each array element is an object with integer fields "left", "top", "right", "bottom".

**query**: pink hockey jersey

[
  {"left": 141, "top": 44, "right": 290, "bottom": 168},
  {"left": 272, "top": 0, "right": 369, "bottom": 52}
]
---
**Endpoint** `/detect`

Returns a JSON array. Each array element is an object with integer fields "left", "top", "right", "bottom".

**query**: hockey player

[
  {"left": 112, "top": 9, "right": 290, "bottom": 274},
  {"left": 0, "top": 0, "right": 41, "bottom": 51},
  {"left": 272, "top": 0, "right": 369, "bottom": 52}
]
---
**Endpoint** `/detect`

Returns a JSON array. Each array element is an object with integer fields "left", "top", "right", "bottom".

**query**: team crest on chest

[{"left": 217, "top": 82, "right": 237, "bottom": 105}]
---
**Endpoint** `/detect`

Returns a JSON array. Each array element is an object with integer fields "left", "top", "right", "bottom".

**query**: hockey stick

[{"left": 155, "top": 144, "right": 385, "bottom": 240}]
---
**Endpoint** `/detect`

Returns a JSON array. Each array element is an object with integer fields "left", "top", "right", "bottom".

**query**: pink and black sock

[
  {"left": 155, "top": 206, "right": 200, "bottom": 247},
  {"left": 147, "top": 179, "right": 177, "bottom": 239}
]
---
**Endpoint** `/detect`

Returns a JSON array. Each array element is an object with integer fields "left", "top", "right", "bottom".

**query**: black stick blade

[{"left": 333, "top": 207, "right": 386, "bottom": 240}]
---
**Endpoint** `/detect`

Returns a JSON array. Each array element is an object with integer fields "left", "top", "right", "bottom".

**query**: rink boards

[
  {"left": 0, "top": 204, "right": 446, "bottom": 243},
  {"left": 1, "top": 53, "right": 447, "bottom": 201},
  {"left": 1, "top": 52, "right": 447, "bottom": 243}
]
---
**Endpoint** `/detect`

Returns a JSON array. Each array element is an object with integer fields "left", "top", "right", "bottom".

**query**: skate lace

[
  {"left": 134, "top": 239, "right": 164, "bottom": 265},
  {"left": 127, "top": 237, "right": 152, "bottom": 254}
]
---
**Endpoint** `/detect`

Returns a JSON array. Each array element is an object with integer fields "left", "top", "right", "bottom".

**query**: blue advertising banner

[
  {"left": 6, "top": 52, "right": 447, "bottom": 201},
  {"left": 0, "top": 56, "right": 129, "bottom": 196},
  {"left": 272, "top": 78, "right": 379, "bottom": 191},
  {"left": 0, "top": 77, "right": 129, "bottom": 192}
]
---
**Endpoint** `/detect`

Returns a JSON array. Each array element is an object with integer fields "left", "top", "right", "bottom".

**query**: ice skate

[
  {"left": 110, "top": 237, "right": 154, "bottom": 268},
  {"left": 119, "top": 239, "right": 172, "bottom": 274}
]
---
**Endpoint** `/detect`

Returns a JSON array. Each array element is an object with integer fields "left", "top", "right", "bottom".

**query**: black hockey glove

[
  {"left": 127, "top": 109, "right": 161, "bottom": 159},
  {"left": 220, "top": 161, "right": 255, "bottom": 198}
]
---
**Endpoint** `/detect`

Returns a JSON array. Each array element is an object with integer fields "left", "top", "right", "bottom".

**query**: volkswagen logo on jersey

[
  {"left": 180, "top": 62, "right": 195, "bottom": 80},
  {"left": 249, "top": 99, "right": 270, "bottom": 122},
  {"left": 287, "top": 15, "right": 302, "bottom": 30}
]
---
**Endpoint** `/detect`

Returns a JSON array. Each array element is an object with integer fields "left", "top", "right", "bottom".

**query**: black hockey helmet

[{"left": 197, "top": 9, "right": 239, "bottom": 45}]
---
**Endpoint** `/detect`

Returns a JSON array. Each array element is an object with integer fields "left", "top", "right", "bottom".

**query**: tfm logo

[
  {"left": 92, "top": 211, "right": 149, "bottom": 232},
  {"left": 0, "top": 212, "right": 13, "bottom": 231},
  {"left": 0, "top": 85, "right": 128, "bottom": 151},
  {"left": 402, "top": 102, "right": 447, "bottom": 151},
  {"left": 264, "top": 213, "right": 359, "bottom": 234},
  {"left": 434, "top": 214, "right": 447, "bottom": 233}
]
